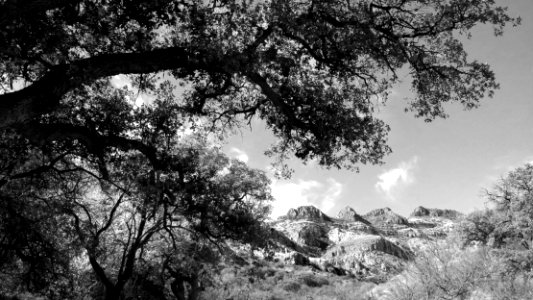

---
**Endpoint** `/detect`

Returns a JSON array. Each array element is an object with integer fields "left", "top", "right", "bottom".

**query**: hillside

[
  {"left": 196, "top": 201, "right": 533, "bottom": 300},
  {"left": 201, "top": 205, "right": 471, "bottom": 299},
  {"left": 266, "top": 205, "right": 458, "bottom": 280}
]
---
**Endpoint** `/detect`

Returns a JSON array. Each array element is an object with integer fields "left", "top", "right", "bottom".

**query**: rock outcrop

[
  {"left": 287, "top": 206, "right": 332, "bottom": 222},
  {"left": 337, "top": 206, "right": 371, "bottom": 224},
  {"left": 410, "top": 206, "right": 462, "bottom": 219},
  {"left": 267, "top": 205, "right": 459, "bottom": 278},
  {"left": 297, "top": 223, "right": 330, "bottom": 250},
  {"left": 364, "top": 207, "right": 409, "bottom": 226}
]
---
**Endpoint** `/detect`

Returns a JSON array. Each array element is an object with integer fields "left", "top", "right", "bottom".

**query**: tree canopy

[
  {"left": 485, "top": 163, "right": 533, "bottom": 250},
  {"left": 456, "top": 163, "right": 533, "bottom": 250},
  {"left": 0, "top": 0, "right": 519, "bottom": 169}
]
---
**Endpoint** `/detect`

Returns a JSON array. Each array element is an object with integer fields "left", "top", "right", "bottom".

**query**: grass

[{"left": 201, "top": 263, "right": 376, "bottom": 300}]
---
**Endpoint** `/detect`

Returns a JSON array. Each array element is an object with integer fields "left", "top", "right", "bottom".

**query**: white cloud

[
  {"left": 375, "top": 156, "right": 418, "bottom": 201},
  {"left": 269, "top": 178, "right": 343, "bottom": 218},
  {"left": 321, "top": 178, "right": 342, "bottom": 213},
  {"left": 229, "top": 147, "right": 249, "bottom": 163}
]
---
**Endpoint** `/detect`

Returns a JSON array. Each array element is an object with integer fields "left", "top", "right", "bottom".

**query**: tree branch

[
  {"left": 244, "top": 71, "right": 311, "bottom": 131},
  {"left": 0, "top": 47, "right": 226, "bottom": 128},
  {"left": 19, "top": 122, "right": 163, "bottom": 169}
]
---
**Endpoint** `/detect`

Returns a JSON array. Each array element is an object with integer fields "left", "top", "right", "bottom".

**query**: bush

[
  {"left": 297, "top": 274, "right": 329, "bottom": 287},
  {"left": 281, "top": 281, "right": 301, "bottom": 292},
  {"left": 383, "top": 240, "right": 533, "bottom": 300}
]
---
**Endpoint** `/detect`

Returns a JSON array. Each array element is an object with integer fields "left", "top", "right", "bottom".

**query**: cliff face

[
  {"left": 267, "top": 205, "right": 460, "bottom": 279},
  {"left": 286, "top": 205, "right": 332, "bottom": 222},
  {"left": 337, "top": 206, "right": 371, "bottom": 224},
  {"left": 364, "top": 207, "right": 409, "bottom": 225},
  {"left": 410, "top": 206, "right": 463, "bottom": 219}
]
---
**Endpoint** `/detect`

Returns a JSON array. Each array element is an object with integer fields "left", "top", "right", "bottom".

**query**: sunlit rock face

[
  {"left": 322, "top": 235, "right": 412, "bottom": 275},
  {"left": 267, "top": 205, "right": 458, "bottom": 278},
  {"left": 411, "top": 206, "right": 430, "bottom": 217},
  {"left": 364, "top": 207, "right": 409, "bottom": 226},
  {"left": 337, "top": 206, "right": 371, "bottom": 225},
  {"left": 286, "top": 206, "right": 332, "bottom": 222}
]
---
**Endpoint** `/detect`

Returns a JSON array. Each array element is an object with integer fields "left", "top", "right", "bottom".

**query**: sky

[{"left": 223, "top": 0, "right": 533, "bottom": 219}]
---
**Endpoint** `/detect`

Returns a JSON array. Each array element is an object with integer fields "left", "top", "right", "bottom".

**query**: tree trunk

[
  {"left": 104, "top": 287, "right": 121, "bottom": 300},
  {"left": 171, "top": 279, "right": 186, "bottom": 300},
  {"left": 170, "top": 275, "right": 200, "bottom": 300},
  {"left": 188, "top": 275, "right": 200, "bottom": 300}
]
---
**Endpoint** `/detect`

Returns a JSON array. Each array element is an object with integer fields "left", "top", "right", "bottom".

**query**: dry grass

[{"left": 201, "top": 263, "right": 376, "bottom": 300}]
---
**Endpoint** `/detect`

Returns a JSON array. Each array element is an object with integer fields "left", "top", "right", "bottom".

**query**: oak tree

[{"left": 0, "top": 0, "right": 519, "bottom": 169}]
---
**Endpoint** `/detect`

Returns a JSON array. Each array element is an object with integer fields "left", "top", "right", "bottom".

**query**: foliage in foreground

[
  {"left": 201, "top": 262, "right": 375, "bottom": 300},
  {"left": 382, "top": 240, "right": 533, "bottom": 300},
  {"left": 211, "top": 163, "right": 533, "bottom": 300},
  {"left": 384, "top": 164, "right": 533, "bottom": 300}
]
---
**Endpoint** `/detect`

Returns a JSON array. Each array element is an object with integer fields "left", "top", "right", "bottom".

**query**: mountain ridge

[{"left": 266, "top": 205, "right": 460, "bottom": 279}]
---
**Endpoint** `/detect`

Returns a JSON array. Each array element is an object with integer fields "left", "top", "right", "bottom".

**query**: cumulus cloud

[
  {"left": 229, "top": 147, "right": 249, "bottom": 163},
  {"left": 321, "top": 178, "right": 342, "bottom": 213},
  {"left": 375, "top": 156, "right": 418, "bottom": 201},
  {"left": 269, "top": 178, "right": 343, "bottom": 218}
]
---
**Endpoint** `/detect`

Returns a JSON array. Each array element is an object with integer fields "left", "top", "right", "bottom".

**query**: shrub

[
  {"left": 297, "top": 274, "right": 329, "bottom": 287},
  {"left": 281, "top": 281, "right": 301, "bottom": 292},
  {"left": 383, "top": 240, "right": 533, "bottom": 300}
]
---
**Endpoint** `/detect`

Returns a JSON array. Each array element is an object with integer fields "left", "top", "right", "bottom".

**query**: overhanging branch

[
  {"left": 19, "top": 122, "right": 163, "bottom": 169},
  {"left": 0, "top": 47, "right": 226, "bottom": 129}
]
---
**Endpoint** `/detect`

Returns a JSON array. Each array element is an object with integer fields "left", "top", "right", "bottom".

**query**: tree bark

[
  {"left": 188, "top": 275, "right": 200, "bottom": 300},
  {"left": 104, "top": 286, "right": 122, "bottom": 300},
  {"left": 171, "top": 279, "right": 186, "bottom": 300}
]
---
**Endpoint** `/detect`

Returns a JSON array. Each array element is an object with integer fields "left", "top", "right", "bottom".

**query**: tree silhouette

[
  {"left": 485, "top": 164, "right": 533, "bottom": 250},
  {"left": 0, "top": 0, "right": 519, "bottom": 169}
]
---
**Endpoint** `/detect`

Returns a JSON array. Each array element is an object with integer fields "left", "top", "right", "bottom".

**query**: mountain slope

[{"left": 267, "top": 205, "right": 461, "bottom": 279}]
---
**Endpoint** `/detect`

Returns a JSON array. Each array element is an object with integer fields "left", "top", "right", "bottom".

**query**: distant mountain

[
  {"left": 266, "top": 205, "right": 458, "bottom": 280},
  {"left": 410, "top": 206, "right": 463, "bottom": 219},
  {"left": 364, "top": 207, "right": 409, "bottom": 225},
  {"left": 286, "top": 205, "right": 332, "bottom": 222},
  {"left": 337, "top": 206, "right": 371, "bottom": 225}
]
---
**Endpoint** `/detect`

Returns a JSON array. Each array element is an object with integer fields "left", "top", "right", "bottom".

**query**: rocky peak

[
  {"left": 337, "top": 206, "right": 370, "bottom": 225},
  {"left": 287, "top": 206, "right": 332, "bottom": 222},
  {"left": 410, "top": 206, "right": 462, "bottom": 219},
  {"left": 270, "top": 205, "right": 459, "bottom": 279},
  {"left": 411, "top": 206, "right": 430, "bottom": 217},
  {"left": 364, "top": 207, "right": 409, "bottom": 225}
]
